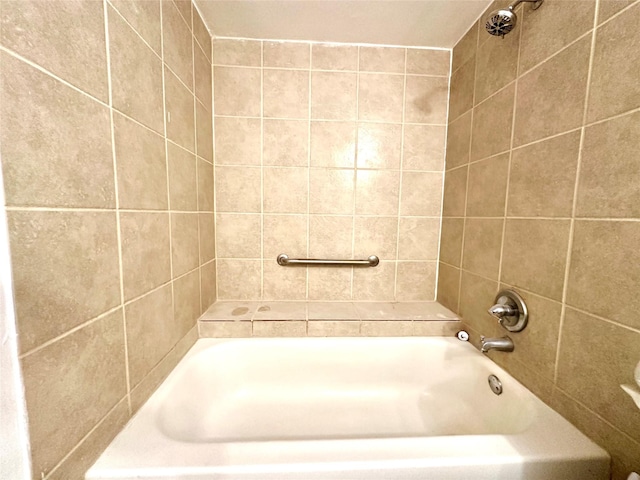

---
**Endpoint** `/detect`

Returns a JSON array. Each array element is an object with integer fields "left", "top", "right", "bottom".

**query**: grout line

[
  {"left": 463, "top": 78, "right": 519, "bottom": 125},
  {"left": 455, "top": 22, "right": 480, "bottom": 313},
  {"left": 195, "top": 95, "right": 211, "bottom": 113},
  {"left": 518, "top": 28, "right": 593, "bottom": 79},
  {"left": 19, "top": 264, "right": 207, "bottom": 362},
  {"left": 260, "top": 42, "right": 265, "bottom": 298},
  {"left": 201, "top": 213, "right": 639, "bottom": 222},
  {"left": 583, "top": 104, "right": 640, "bottom": 128},
  {"left": 455, "top": 162, "right": 470, "bottom": 313},
  {"left": 511, "top": 0, "right": 639, "bottom": 81},
  {"left": 216, "top": 163, "right": 447, "bottom": 172},
  {"left": 7, "top": 206, "right": 638, "bottom": 223},
  {"left": 553, "top": 383, "right": 640, "bottom": 445},
  {"left": 496, "top": 5, "right": 524, "bottom": 295},
  {"left": 215, "top": 212, "right": 442, "bottom": 219},
  {"left": 19, "top": 305, "right": 122, "bottom": 360},
  {"left": 558, "top": 304, "right": 640, "bottom": 335},
  {"left": 110, "top": 0, "right": 199, "bottom": 100},
  {"left": 2, "top": 46, "right": 205, "bottom": 161},
  {"left": 210, "top": 38, "right": 219, "bottom": 303},
  {"left": 447, "top": 103, "right": 640, "bottom": 164},
  {"left": 107, "top": 0, "right": 162, "bottom": 60},
  {"left": 450, "top": 13, "right": 481, "bottom": 73},
  {"left": 167, "top": 0, "right": 191, "bottom": 32},
  {"left": 599, "top": 0, "right": 640, "bottom": 24},
  {"left": 393, "top": 48, "right": 409, "bottom": 301},
  {"left": 193, "top": 27, "right": 213, "bottom": 65},
  {"left": 436, "top": 263, "right": 640, "bottom": 335},
  {"left": 434, "top": 48, "right": 454, "bottom": 302},
  {"left": 158, "top": 0, "right": 179, "bottom": 402},
  {"left": 4, "top": 207, "right": 210, "bottom": 214},
  {"left": 306, "top": 43, "right": 312, "bottom": 300},
  {"left": 213, "top": 35, "right": 451, "bottom": 51},
  {"left": 213, "top": 114, "right": 446, "bottom": 127},
  {"left": 102, "top": 0, "right": 131, "bottom": 415},
  {"left": 160, "top": 5, "right": 173, "bottom": 276},
  {"left": 555, "top": 1, "right": 601, "bottom": 384},
  {"left": 210, "top": 63, "right": 446, "bottom": 78},
  {"left": 191, "top": 20, "right": 203, "bottom": 314},
  {"left": 350, "top": 47, "right": 360, "bottom": 301},
  {"left": 260, "top": 40, "right": 265, "bottom": 300},
  {"left": 0, "top": 46, "right": 111, "bottom": 108},
  {"left": 464, "top": 148, "right": 515, "bottom": 167}
]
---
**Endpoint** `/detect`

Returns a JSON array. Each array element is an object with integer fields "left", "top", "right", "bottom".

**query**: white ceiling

[{"left": 194, "top": 0, "right": 492, "bottom": 49}]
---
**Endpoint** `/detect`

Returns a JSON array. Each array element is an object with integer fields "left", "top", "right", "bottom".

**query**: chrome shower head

[
  {"left": 485, "top": 8, "right": 517, "bottom": 37},
  {"left": 485, "top": 0, "right": 544, "bottom": 37}
]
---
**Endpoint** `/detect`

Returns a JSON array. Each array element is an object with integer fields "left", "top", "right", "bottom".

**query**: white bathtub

[{"left": 87, "top": 337, "right": 609, "bottom": 480}]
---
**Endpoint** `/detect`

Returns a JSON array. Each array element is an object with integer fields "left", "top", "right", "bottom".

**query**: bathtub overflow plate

[{"left": 488, "top": 375, "right": 503, "bottom": 395}]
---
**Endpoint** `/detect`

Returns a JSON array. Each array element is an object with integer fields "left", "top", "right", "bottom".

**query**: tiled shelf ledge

[{"left": 198, "top": 301, "right": 461, "bottom": 338}]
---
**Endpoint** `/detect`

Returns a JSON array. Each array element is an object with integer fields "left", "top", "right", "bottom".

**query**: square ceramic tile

[
  {"left": 214, "top": 166, "right": 261, "bottom": 213},
  {"left": 262, "top": 261, "right": 307, "bottom": 300},
  {"left": 214, "top": 117, "right": 261, "bottom": 165},
  {"left": 216, "top": 260, "right": 262, "bottom": 299},
  {"left": 309, "top": 168, "right": 355, "bottom": 215},
  {"left": 355, "top": 170, "right": 400, "bottom": 216},
  {"left": 263, "top": 167, "right": 309, "bottom": 213},
  {"left": 215, "top": 213, "right": 261, "bottom": 258},
  {"left": 310, "top": 121, "right": 356, "bottom": 168},
  {"left": 404, "top": 76, "right": 449, "bottom": 124},
  {"left": 311, "top": 71, "right": 357, "bottom": 120},
  {"left": 308, "top": 216, "right": 353, "bottom": 258},
  {"left": 399, "top": 172, "right": 442, "bottom": 216},
  {"left": 358, "top": 73, "right": 404, "bottom": 122},
  {"left": 357, "top": 123, "right": 402, "bottom": 169},
  {"left": 264, "top": 119, "right": 309, "bottom": 167},
  {"left": 403, "top": 125, "right": 446, "bottom": 171},
  {"left": 397, "top": 217, "right": 440, "bottom": 260},
  {"left": 263, "top": 69, "right": 309, "bottom": 119},
  {"left": 213, "top": 66, "right": 261, "bottom": 116}
]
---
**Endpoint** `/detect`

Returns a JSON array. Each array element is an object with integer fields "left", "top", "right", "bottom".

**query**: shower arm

[{"left": 508, "top": 0, "right": 543, "bottom": 11}]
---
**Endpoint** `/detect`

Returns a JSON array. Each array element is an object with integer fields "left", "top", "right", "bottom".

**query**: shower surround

[
  {"left": 211, "top": 39, "right": 450, "bottom": 302},
  {"left": 438, "top": 0, "right": 640, "bottom": 477},
  {"left": 1, "top": 0, "right": 639, "bottom": 479}
]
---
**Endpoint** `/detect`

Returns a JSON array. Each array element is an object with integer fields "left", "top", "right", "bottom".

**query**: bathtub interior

[
  {"left": 157, "top": 338, "right": 536, "bottom": 443},
  {"left": 87, "top": 336, "right": 610, "bottom": 480}
]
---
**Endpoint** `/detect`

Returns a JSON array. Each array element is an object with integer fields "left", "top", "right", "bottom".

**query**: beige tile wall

[
  {"left": 438, "top": 0, "right": 640, "bottom": 477},
  {"left": 0, "top": 1, "right": 215, "bottom": 478},
  {"left": 212, "top": 38, "right": 450, "bottom": 301}
]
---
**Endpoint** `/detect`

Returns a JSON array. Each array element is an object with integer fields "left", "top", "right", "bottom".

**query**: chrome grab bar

[{"left": 277, "top": 254, "right": 379, "bottom": 267}]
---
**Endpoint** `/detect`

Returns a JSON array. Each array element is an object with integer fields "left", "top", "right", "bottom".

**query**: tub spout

[{"left": 480, "top": 335, "right": 514, "bottom": 353}]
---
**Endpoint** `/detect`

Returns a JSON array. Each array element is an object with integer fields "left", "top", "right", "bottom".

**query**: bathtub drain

[{"left": 488, "top": 375, "right": 503, "bottom": 395}]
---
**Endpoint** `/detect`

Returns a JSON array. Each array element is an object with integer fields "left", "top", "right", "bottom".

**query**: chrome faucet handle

[
  {"left": 487, "top": 304, "right": 518, "bottom": 318},
  {"left": 489, "top": 290, "right": 529, "bottom": 333}
]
